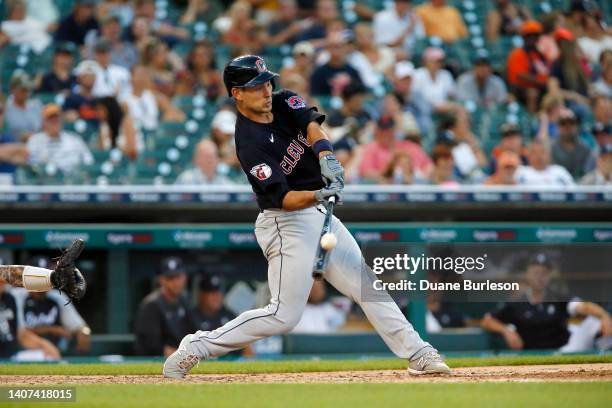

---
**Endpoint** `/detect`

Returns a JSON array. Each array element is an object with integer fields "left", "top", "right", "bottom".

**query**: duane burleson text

[{"left": 373, "top": 279, "right": 520, "bottom": 291}]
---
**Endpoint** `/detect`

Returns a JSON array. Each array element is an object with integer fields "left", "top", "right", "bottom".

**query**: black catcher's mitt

[{"left": 50, "top": 239, "right": 87, "bottom": 301}]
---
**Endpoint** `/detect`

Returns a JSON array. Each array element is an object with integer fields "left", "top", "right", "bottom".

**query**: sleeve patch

[
  {"left": 286, "top": 95, "right": 306, "bottom": 109},
  {"left": 250, "top": 163, "right": 273, "bottom": 180}
]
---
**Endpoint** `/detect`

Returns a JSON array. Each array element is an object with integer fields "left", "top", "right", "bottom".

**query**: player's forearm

[
  {"left": 282, "top": 190, "right": 317, "bottom": 211},
  {"left": 575, "top": 302, "right": 611, "bottom": 319},
  {"left": 306, "top": 122, "right": 333, "bottom": 158},
  {"left": 0, "top": 265, "right": 55, "bottom": 291},
  {"left": 0, "top": 265, "right": 25, "bottom": 286},
  {"left": 480, "top": 314, "right": 509, "bottom": 334}
]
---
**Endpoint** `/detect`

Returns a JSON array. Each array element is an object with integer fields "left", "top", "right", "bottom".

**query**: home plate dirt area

[{"left": 4, "top": 363, "right": 612, "bottom": 385}]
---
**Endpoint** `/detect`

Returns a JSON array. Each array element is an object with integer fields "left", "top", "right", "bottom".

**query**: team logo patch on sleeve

[
  {"left": 250, "top": 163, "right": 272, "bottom": 180},
  {"left": 286, "top": 96, "right": 306, "bottom": 109}
]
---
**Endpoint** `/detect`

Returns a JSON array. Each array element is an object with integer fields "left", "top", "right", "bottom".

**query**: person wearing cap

[
  {"left": 485, "top": 0, "right": 531, "bottom": 43},
  {"left": 38, "top": 44, "right": 77, "bottom": 95},
  {"left": 359, "top": 114, "right": 432, "bottom": 181},
  {"left": 550, "top": 109, "right": 595, "bottom": 179},
  {"left": 175, "top": 139, "right": 235, "bottom": 185},
  {"left": 506, "top": 20, "right": 550, "bottom": 112},
  {"left": 456, "top": 55, "right": 508, "bottom": 108},
  {"left": 515, "top": 140, "right": 575, "bottom": 186},
  {"left": 92, "top": 38, "right": 132, "bottom": 97},
  {"left": 4, "top": 72, "right": 43, "bottom": 141},
  {"left": 483, "top": 151, "right": 520, "bottom": 185},
  {"left": 26, "top": 104, "right": 94, "bottom": 174},
  {"left": 86, "top": 14, "right": 138, "bottom": 70},
  {"left": 310, "top": 32, "right": 365, "bottom": 96},
  {"left": 372, "top": 0, "right": 424, "bottom": 50},
  {"left": 10, "top": 256, "right": 91, "bottom": 353},
  {"left": 415, "top": 0, "right": 467, "bottom": 43},
  {"left": 193, "top": 274, "right": 236, "bottom": 333},
  {"left": 55, "top": 0, "right": 99, "bottom": 46},
  {"left": 580, "top": 143, "right": 612, "bottom": 185},
  {"left": 134, "top": 257, "right": 197, "bottom": 357},
  {"left": 0, "top": 0, "right": 52, "bottom": 53},
  {"left": 63, "top": 60, "right": 100, "bottom": 123},
  {"left": 348, "top": 22, "right": 396, "bottom": 90},
  {"left": 280, "top": 41, "right": 316, "bottom": 89},
  {"left": 412, "top": 47, "right": 459, "bottom": 115},
  {"left": 482, "top": 252, "right": 612, "bottom": 351},
  {"left": 548, "top": 28, "right": 590, "bottom": 109},
  {"left": 488, "top": 122, "right": 528, "bottom": 174},
  {"left": 208, "top": 109, "right": 242, "bottom": 172},
  {"left": 391, "top": 60, "right": 431, "bottom": 135}
]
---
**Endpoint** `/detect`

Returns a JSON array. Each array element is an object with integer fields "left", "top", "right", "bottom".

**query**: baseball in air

[{"left": 320, "top": 233, "right": 337, "bottom": 250}]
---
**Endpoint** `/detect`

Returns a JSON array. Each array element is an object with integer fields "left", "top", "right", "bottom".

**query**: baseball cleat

[
  {"left": 163, "top": 334, "right": 200, "bottom": 379},
  {"left": 408, "top": 351, "right": 451, "bottom": 375}
]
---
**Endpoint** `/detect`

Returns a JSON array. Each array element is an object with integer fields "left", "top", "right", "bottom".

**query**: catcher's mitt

[{"left": 50, "top": 239, "right": 87, "bottom": 301}]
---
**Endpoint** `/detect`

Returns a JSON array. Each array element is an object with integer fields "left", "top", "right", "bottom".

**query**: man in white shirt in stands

[
  {"left": 372, "top": 0, "right": 424, "bottom": 52},
  {"left": 27, "top": 104, "right": 94, "bottom": 174},
  {"left": 515, "top": 140, "right": 575, "bottom": 186},
  {"left": 175, "top": 140, "right": 233, "bottom": 185},
  {"left": 412, "top": 47, "right": 457, "bottom": 115},
  {"left": 92, "top": 39, "right": 131, "bottom": 97}
]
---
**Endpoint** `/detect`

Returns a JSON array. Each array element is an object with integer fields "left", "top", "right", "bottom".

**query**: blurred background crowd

[{"left": 0, "top": 0, "right": 610, "bottom": 187}]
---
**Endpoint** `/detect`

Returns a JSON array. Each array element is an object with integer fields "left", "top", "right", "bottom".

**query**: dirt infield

[{"left": 3, "top": 363, "right": 612, "bottom": 385}]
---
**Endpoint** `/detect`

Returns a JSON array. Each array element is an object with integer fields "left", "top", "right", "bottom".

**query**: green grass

[
  {"left": 3, "top": 383, "right": 611, "bottom": 408},
  {"left": 0, "top": 354, "right": 610, "bottom": 376}
]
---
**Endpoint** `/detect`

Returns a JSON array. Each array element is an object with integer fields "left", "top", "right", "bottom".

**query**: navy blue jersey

[
  {"left": 235, "top": 89, "right": 326, "bottom": 210},
  {"left": 0, "top": 291, "right": 19, "bottom": 357}
]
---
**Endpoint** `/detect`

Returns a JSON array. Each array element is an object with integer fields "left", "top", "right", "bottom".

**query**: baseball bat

[{"left": 312, "top": 195, "right": 336, "bottom": 280}]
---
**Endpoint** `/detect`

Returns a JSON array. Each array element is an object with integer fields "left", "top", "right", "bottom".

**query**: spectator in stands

[
  {"left": 564, "top": 0, "right": 590, "bottom": 39},
  {"left": 24, "top": 0, "right": 59, "bottom": 30},
  {"left": 176, "top": 40, "right": 222, "bottom": 101},
  {"left": 133, "top": 0, "right": 189, "bottom": 44},
  {"left": 550, "top": 110, "right": 595, "bottom": 179},
  {"left": 134, "top": 257, "right": 196, "bottom": 357},
  {"left": 55, "top": 0, "right": 99, "bottom": 47},
  {"left": 292, "top": 280, "right": 347, "bottom": 333},
  {"left": 310, "top": 32, "right": 365, "bottom": 96},
  {"left": 348, "top": 23, "right": 396, "bottom": 90},
  {"left": 591, "top": 122, "right": 612, "bottom": 148},
  {"left": 456, "top": 56, "right": 508, "bottom": 109},
  {"left": 391, "top": 61, "right": 431, "bottom": 136},
  {"left": 128, "top": 16, "right": 156, "bottom": 53},
  {"left": 37, "top": 44, "right": 77, "bottom": 95},
  {"left": 578, "top": 11, "right": 612, "bottom": 64},
  {"left": 192, "top": 274, "right": 235, "bottom": 332},
  {"left": 94, "top": 0, "right": 134, "bottom": 28},
  {"left": 581, "top": 143, "right": 612, "bottom": 185},
  {"left": 483, "top": 151, "right": 520, "bottom": 185},
  {"left": 382, "top": 93, "right": 421, "bottom": 143},
  {"left": 95, "top": 96, "right": 141, "bottom": 159},
  {"left": 0, "top": 281, "right": 60, "bottom": 360},
  {"left": 141, "top": 39, "right": 184, "bottom": 98},
  {"left": 412, "top": 47, "right": 458, "bottom": 115},
  {"left": 372, "top": 0, "right": 424, "bottom": 52},
  {"left": 415, "top": 0, "right": 467, "bottom": 43},
  {"left": 217, "top": 1, "right": 255, "bottom": 47},
  {"left": 180, "top": 0, "right": 223, "bottom": 27},
  {"left": 267, "top": 0, "right": 304, "bottom": 46},
  {"left": 4, "top": 72, "right": 42, "bottom": 141},
  {"left": 591, "top": 94, "right": 612, "bottom": 125},
  {"left": 592, "top": 60, "right": 612, "bottom": 99},
  {"left": 489, "top": 123, "right": 528, "bottom": 173},
  {"left": 537, "top": 12, "right": 562, "bottom": 63},
  {"left": 481, "top": 253, "right": 612, "bottom": 351},
  {"left": 535, "top": 94, "right": 564, "bottom": 142},
  {"left": 424, "top": 144, "right": 460, "bottom": 186},
  {"left": 121, "top": 65, "right": 185, "bottom": 132},
  {"left": 0, "top": 0, "right": 52, "bottom": 53},
  {"left": 0, "top": 102, "right": 27, "bottom": 184},
  {"left": 280, "top": 42, "right": 316, "bottom": 90},
  {"left": 359, "top": 115, "right": 432, "bottom": 182},
  {"left": 326, "top": 82, "right": 373, "bottom": 138},
  {"left": 548, "top": 29, "right": 590, "bottom": 115},
  {"left": 27, "top": 104, "right": 94, "bottom": 174},
  {"left": 380, "top": 150, "right": 414, "bottom": 184},
  {"left": 485, "top": 0, "right": 531, "bottom": 43},
  {"left": 294, "top": 0, "right": 339, "bottom": 44},
  {"left": 515, "top": 140, "right": 574, "bottom": 186},
  {"left": 92, "top": 39, "right": 132, "bottom": 97},
  {"left": 209, "top": 109, "right": 240, "bottom": 171},
  {"left": 63, "top": 60, "right": 99, "bottom": 123},
  {"left": 175, "top": 139, "right": 234, "bottom": 185},
  {"left": 86, "top": 14, "right": 138, "bottom": 70},
  {"left": 507, "top": 21, "right": 550, "bottom": 113},
  {"left": 13, "top": 256, "right": 91, "bottom": 353}
]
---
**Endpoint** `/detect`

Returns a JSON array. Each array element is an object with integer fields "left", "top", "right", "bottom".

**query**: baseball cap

[
  {"left": 74, "top": 60, "right": 100, "bottom": 76},
  {"left": 394, "top": 61, "right": 415, "bottom": 79},
  {"left": 554, "top": 28, "right": 574, "bottom": 42},
  {"left": 528, "top": 253, "right": 553, "bottom": 268},
  {"left": 473, "top": 55, "right": 491, "bottom": 66},
  {"left": 341, "top": 81, "right": 366, "bottom": 100},
  {"left": 498, "top": 151, "right": 520, "bottom": 168},
  {"left": 521, "top": 20, "right": 543, "bottom": 35},
  {"left": 423, "top": 47, "right": 445, "bottom": 62},
  {"left": 592, "top": 122, "right": 611, "bottom": 134},
  {"left": 501, "top": 123, "right": 521, "bottom": 137},
  {"left": 293, "top": 41, "right": 314, "bottom": 57},
  {"left": 159, "top": 257, "right": 186, "bottom": 277},
  {"left": 54, "top": 43, "right": 75, "bottom": 55},
  {"left": 42, "top": 104, "right": 62, "bottom": 119},
  {"left": 377, "top": 115, "right": 395, "bottom": 130},
  {"left": 199, "top": 274, "right": 222, "bottom": 292},
  {"left": 211, "top": 110, "right": 237, "bottom": 134},
  {"left": 94, "top": 39, "right": 112, "bottom": 53},
  {"left": 10, "top": 72, "right": 34, "bottom": 90}
]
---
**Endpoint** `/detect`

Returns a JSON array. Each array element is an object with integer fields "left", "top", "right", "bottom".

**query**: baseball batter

[{"left": 163, "top": 55, "right": 450, "bottom": 377}]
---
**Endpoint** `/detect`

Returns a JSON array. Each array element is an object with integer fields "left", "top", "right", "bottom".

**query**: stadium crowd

[{"left": 0, "top": 0, "right": 610, "bottom": 187}]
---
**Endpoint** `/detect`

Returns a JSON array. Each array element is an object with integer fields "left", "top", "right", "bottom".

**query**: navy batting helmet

[{"left": 223, "top": 55, "right": 279, "bottom": 96}]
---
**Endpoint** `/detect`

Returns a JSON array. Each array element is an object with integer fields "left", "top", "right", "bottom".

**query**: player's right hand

[
  {"left": 315, "top": 181, "right": 343, "bottom": 203},
  {"left": 319, "top": 154, "right": 344, "bottom": 186},
  {"left": 503, "top": 329, "right": 524, "bottom": 350}
]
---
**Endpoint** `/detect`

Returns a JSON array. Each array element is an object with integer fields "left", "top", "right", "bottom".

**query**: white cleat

[
  {"left": 163, "top": 334, "right": 201, "bottom": 379},
  {"left": 408, "top": 351, "right": 451, "bottom": 375}
]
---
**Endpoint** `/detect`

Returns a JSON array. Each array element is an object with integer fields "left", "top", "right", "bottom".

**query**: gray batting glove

[
  {"left": 315, "top": 180, "right": 343, "bottom": 203},
  {"left": 319, "top": 154, "right": 344, "bottom": 186}
]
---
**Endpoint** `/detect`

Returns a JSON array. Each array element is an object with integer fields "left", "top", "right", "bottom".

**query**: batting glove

[
  {"left": 315, "top": 180, "right": 344, "bottom": 203},
  {"left": 319, "top": 154, "right": 344, "bottom": 186}
]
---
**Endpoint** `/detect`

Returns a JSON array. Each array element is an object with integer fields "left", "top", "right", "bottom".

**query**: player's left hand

[{"left": 319, "top": 154, "right": 344, "bottom": 186}]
